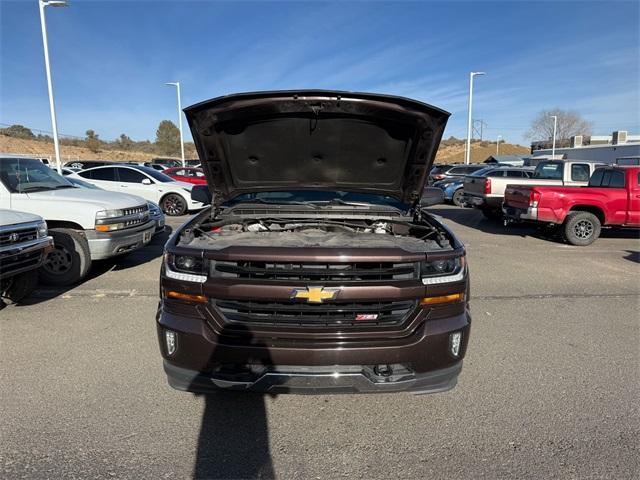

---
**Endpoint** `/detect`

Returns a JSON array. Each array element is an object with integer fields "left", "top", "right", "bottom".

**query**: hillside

[
  {"left": 0, "top": 134, "right": 159, "bottom": 162},
  {"left": 1, "top": 133, "right": 529, "bottom": 166},
  {"left": 435, "top": 141, "right": 529, "bottom": 164}
]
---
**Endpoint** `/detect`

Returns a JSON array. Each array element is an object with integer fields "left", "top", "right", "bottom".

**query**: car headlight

[
  {"left": 146, "top": 201, "right": 161, "bottom": 215},
  {"left": 420, "top": 256, "right": 465, "bottom": 284},
  {"left": 37, "top": 221, "right": 48, "bottom": 238},
  {"left": 96, "top": 209, "right": 125, "bottom": 219},
  {"left": 164, "top": 253, "right": 207, "bottom": 283}
]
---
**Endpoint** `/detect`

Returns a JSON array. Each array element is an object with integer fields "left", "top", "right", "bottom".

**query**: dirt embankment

[
  {"left": 1, "top": 134, "right": 529, "bottom": 166},
  {"left": 0, "top": 135, "right": 159, "bottom": 162}
]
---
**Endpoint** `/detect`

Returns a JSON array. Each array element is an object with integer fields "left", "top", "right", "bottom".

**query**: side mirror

[
  {"left": 191, "top": 185, "right": 212, "bottom": 205},
  {"left": 141, "top": 178, "right": 152, "bottom": 185},
  {"left": 420, "top": 187, "right": 444, "bottom": 208}
]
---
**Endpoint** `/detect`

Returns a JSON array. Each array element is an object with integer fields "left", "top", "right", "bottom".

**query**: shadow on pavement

[
  {"left": 192, "top": 324, "right": 276, "bottom": 479},
  {"left": 15, "top": 226, "right": 172, "bottom": 306},
  {"left": 623, "top": 250, "right": 640, "bottom": 263}
]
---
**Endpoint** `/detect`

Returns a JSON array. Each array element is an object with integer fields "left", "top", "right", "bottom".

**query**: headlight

[
  {"left": 146, "top": 201, "right": 161, "bottom": 215},
  {"left": 37, "top": 221, "right": 48, "bottom": 238},
  {"left": 96, "top": 209, "right": 124, "bottom": 219},
  {"left": 164, "top": 253, "right": 207, "bottom": 283},
  {"left": 420, "top": 256, "right": 465, "bottom": 284}
]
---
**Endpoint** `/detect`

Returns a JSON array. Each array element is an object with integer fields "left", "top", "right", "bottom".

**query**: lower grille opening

[{"left": 213, "top": 299, "right": 416, "bottom": 328}]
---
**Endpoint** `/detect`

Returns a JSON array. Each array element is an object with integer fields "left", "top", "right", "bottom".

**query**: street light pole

[
  {"left": 465, "top": 71, "right": 485, "bottom": 165},
  {"left": 550, "top": 115, "right": 558, "bottom": 158},
  {"left": 166, "top": 82, "right": 185, "bottom": 167},
  {"left": 38, "top": 0, "right": 67, "bottom": 175},
  {"left": 496, "top": 135, "right": 502, "bottom": 155}
]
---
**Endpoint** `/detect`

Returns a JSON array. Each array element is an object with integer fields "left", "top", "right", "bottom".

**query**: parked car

[
  {"left": 69, "top": 165, "right": 205, "bottom": 216},
  {"left": 0, "top": 209, "right": 54, "bottom": 304},
  {"left": 428, "top": 164, "right": 485, "bottom": 184},
  {"left": 0, "top": 157, "right": 155, "bottom": 285},
  {"left": 462, "top": 166, "right": 535, "bottom": 218},
  {"left": 502, "top": 166, "right": 640, "bottom": 245},
  {"left": 157, "top": 90, "right": 470, "bottom": 395},
  {"left": 66, "top": 177, "right": 165, "bottom": 235},
  {"left": 431, "top": 178, "right": 466, "bottom": 206},
  {"left": 143, "top": 162, "right": 168, "bottom": 171},
  {"left": 163, "top": 167, "right": 207, "bottom": 185}
]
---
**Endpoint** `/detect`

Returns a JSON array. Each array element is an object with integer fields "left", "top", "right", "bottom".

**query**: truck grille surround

[
  {"left": 0, "top": 227, "right": 38, "bottom": 246},
  {"left": 208, "top": 260, "right": 420, "bottom": 328},
  {"left": 214, "top": 299, "right": 417, "bottom": 328}
]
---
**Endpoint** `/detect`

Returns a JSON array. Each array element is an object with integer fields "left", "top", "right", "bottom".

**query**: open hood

[{"left": 184, "top": 90, "right": 449, "bottom": 204}]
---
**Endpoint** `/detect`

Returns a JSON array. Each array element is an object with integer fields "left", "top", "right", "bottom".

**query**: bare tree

[{"left": 526, "top": 108, "right": 592, "bottom": 141}]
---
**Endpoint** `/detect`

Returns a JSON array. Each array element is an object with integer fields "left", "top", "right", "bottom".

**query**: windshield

[
  {"left": 533, "top": 161, "right": 564, "bottom": 179},
  {"left": 0, "top": 158, "right": 74, "bottom": 193},
  {"left": 133, "top": 166, "right": 174, "bottom": 182},
  {"left": 226, "top": 190, "right": 408, "bottom": 209}
]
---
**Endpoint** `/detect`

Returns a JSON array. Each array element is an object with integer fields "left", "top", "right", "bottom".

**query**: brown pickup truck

[{"left": 156, "top": 91, "right": 471, "bottom": 395}]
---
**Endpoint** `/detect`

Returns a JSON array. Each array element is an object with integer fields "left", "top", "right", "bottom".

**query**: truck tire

[
  {"left": 162, "top": 193, "right": 187, "bottom": 216},
  {"left": 563, "top": 211, "right": 601, "bottom": 246},
  {"left": 4, "top": 270, "right": 38, "bottom": 303},
  {"left": 39, "top": 228, "right": 92, "bottom": 286},
  {"left": 452, "top": 189, "right": 464, "bottom": 207}
]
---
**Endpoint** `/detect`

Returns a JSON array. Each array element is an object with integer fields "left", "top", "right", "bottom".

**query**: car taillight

[
  {"left": 484, "top": 178, "right": 491, "bottom": 194},
  {"left": 529, "top": 190, "right": 541, "bottom": 207},
  {"left": 434, "top": 174, "right": 445, "bottom": 180}
]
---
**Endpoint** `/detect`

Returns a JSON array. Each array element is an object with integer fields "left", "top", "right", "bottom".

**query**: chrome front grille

[{"left": 0, "top": 228, "right": 38, "bottom": 246}]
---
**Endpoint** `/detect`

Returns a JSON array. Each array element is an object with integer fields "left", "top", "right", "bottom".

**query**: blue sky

[{"left": 1, "top": 0, "right": 639, "bottom": 145}]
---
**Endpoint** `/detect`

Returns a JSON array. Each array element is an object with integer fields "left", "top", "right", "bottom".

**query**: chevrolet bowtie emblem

[{"left": 291, "top": 286, "right": 341, "bottom": 303}]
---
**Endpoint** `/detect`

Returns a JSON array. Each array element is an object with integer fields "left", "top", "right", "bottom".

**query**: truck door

[{"left": 628, "top": 171, "right": 640, "bottom": 225}]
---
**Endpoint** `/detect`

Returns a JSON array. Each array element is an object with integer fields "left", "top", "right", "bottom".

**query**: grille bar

[
  {"left": 213, "top": 261, "right": 418, "bottom": 282},
  {"left": 214, "top": 299, "right": 416, "bottom": 328}
]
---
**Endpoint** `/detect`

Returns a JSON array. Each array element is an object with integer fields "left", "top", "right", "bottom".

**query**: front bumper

[
  {"left": 164, "top": 359, "right": 462, "bottom": 395},
  {"left": 85, "top": 221, "right": 155, "bottom": 260},
  {"left": 0, "top": 236, "right": 54, "bottom": 279},
  {"left": 157, "top": 305, "right": 471, "bottom": 395}
]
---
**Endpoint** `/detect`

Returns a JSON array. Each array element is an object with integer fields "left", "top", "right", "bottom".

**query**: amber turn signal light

[
  {"left": 165, "top": 290, "right": 208, "bottom": 303},
  {"left": 420, "top": 293, "right": 465, "bottom": 306}
]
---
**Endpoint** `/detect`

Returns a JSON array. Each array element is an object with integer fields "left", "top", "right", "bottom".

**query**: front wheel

[
  {"left": 39, "top": 228, "right": 92, "bottom": 286},
  {"left": 563, "top": 211, "right": 601, "bottom": 246},
  {"left": 162, "top": 194, "right": 187, "bottom": 216}
]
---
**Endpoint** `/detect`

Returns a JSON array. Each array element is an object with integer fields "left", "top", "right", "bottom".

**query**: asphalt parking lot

[{"left": 2, "top": 205, "right": 639, "bottom": 479}]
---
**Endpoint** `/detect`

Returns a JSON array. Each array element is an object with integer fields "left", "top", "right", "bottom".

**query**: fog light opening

[
  {"left": 450, "top": 331, "right": 462, "bottom": 358},
  {"left": 165, "top": 330, "right": 177, "bottom": 356}
]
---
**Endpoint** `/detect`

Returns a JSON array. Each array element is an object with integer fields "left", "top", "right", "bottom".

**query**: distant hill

[
  {"left": 1, "top": 133, "right": 529, "bottom": 166},
  {"left": 436, "top": 138, "right": 529, "bottom": 164}
]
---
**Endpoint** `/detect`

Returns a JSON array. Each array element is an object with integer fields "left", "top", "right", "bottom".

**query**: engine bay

[{"left": 178, "top": 215, "right": 454, "bottom": 252}]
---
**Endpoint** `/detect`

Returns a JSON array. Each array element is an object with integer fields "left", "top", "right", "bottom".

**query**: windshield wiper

[
  {"left": 17, "top": 186, "right": 55, "bottom": 193},
  {"left": 52, "top": 184, "right": 74, "bottom": 189}
]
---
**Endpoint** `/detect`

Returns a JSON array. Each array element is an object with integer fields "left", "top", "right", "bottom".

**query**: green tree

[
  {"left": 85, "top": 129, "right": 101, "bottom": 153},
  {"left": 155, "top": 120, "right": 180, "bottom": 156},
  {"left": 116, "top": 133, "right": 134, "bottom": 150},
  {"left": 1, "top": 124, "right": 35, "bottom": 139}
]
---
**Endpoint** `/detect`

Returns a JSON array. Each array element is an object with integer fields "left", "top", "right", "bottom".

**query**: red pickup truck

[{"left": 502, "top": 166, "right": 640, "bottom": 245}]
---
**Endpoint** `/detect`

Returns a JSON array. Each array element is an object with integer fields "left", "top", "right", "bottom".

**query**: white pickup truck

[
  {"left": 0, "top": 157, "right": 156, "bottom": 286},
  {"left": 463, "top": 160, "right": 605, "bottom": 218},
  {"left": 0, "top": 209, "right": 53, "bottom": 304}
]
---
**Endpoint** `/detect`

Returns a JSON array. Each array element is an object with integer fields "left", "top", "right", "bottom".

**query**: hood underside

[{"left": 184, "top": 90, "right": 450, "bottom": 204}]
